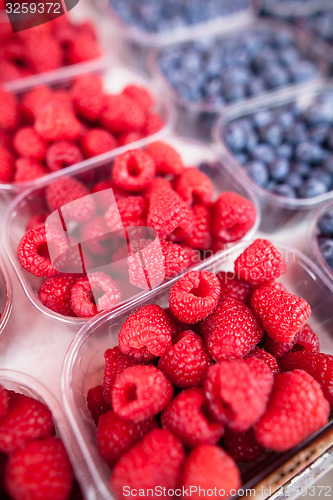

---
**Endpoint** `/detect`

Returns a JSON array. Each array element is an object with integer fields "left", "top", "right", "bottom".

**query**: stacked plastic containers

[{"left": 0, "top": 256, "right": 12, "bottom": 335}]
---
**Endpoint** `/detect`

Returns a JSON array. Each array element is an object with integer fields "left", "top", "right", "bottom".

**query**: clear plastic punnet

[
  {"left": 214, "top": 81, "right": 333, "bottom": 232},
  {"left": 2, "top": 135, "right": 260, "bottom": 326},
  {"left": 0, "top": 255, "right": 12, "bottom": 335},
  {"left": 260, "top": 0, "right": 333, "bottom": 19},
  {"left": 309, "top": 201, "right": 333, "bottom": 285},
  {"left": 61, "top": 241, "right": 333, "bottom": 500}
]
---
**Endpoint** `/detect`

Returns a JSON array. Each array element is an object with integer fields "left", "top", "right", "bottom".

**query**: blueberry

[
  {"left": 277, "top": 110, "right": 295, "bottom": 130},
  {"left": 224, "top": 123, "right": 247, "bottom": 153},
  {"left": 284, "top": 172, "right": 303, "bottom": 189},
  {"left": 298, "top": 179, "right": 328, "bottom": 198},
  {"left": 264, "top": 64, "right": 289, "bottom": 89},
  {"left": 251, "top": 144, "right": 275, "bottom": 165},
  {"left": 290, "top": 162, "right": 311, "bottom": 178},
  {"left": 277, "top": 143, "right": 293, "bottom": 159},
  {"left": 309, "top": 125, "right": 329, "bottom": 144},
  {"left": 234, "top": 153, "right": 248, "bottom": 165},
  {"left": 318, "top": 236, "right": 333, "bottom": 269},
  {"left": 259, "top": 123, "right": 283, "bottom": 147},
  {"left": 253, "top": 110, "right": 272, "bottom": 129},
  {"left": 288, "top": 122, "right": 307, "bottom": 145},
  {"left": 295, "top": 141, "right": 326, "bottom": 164},
  {"left": 272, "top": 184, "right": 297, "bottom": 198},
  {"left": 244, "top": 161, "right": 269, "bottom": 187},
  {"left": 247, "top": 77, "right": 266, "bottom": 96},
  {"left": 318, "top": 209, "right": 333, "bottom": 237},
  {"left": 308, "top": 168, "right": 333, "bottom": 190},
  {"left": 324, "top": 155, "right": 333, "bottom": 175},
  {"left": 280, "top": 46, "right": 300, "bottom": 66},
  {"left": 291, "top": 60, "right": 318, "bottom": 83},
  {"left": 223, "top": 81, "right": 246, "bottom": 102},
  {"left": 306, "top": 102, "right": 333, "bottom": 126},
  {"left": 268, "top": 158, "right": 290, "bottom": 181}
]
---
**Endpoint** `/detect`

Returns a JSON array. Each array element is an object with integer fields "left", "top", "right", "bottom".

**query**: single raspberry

[
  {"left": 205, "top": 358, "right": 273, "bottom": 431},
  {"left": 223, "top": 428, "right": 265, "bottom": 463},
  {"left": 86, "top": 385, "right": 110, "bottom": 424},
  {"left": 67, "top": 32, "right": 102, "bottom": 64},
  {"left": 176, "top": 168, "right": 214, "bottom": 206},
  {"left": 234, "top": 239, "right": 287, "bottom": 285},
  {"left": 127, "top": 237, "right": 165, "bottom": 290},
  {"left": 105, "top": 195, "right": 147, "bottom": 231},
  {"left": 0, "top": 385, "right": 8, "bottom": 420},
  {"left": 250, "top": 280, "right": 287, "bottom": 298},
  {"left": 216, "top": 271, "right": 251, "bottom": 304},
  {"left": 0, "top": 129, "right": 12, "bottom": 150},
  {"left": 0, "top": 88, "right": 18, "bottom": 131},
  {"left": 70, "top": 272, "right": 121, "bottom": 317},
  {"left": 102, "top": 95, "right": 146, "bottom": 135},
  {"left": 255, "top": 370, "right": 330, "bottom": 452},
  {"left": 212, "top": 192, "right": 256, "bottom": 242},
  {"left": 0, "top": 393, "right": 53, "bottom": 454},
  {"left": 0, "top": 61, "right": 24, "bottom": 84},
  {"left": 13, "top": 127, "right": 47, "bottom": 161},
  {"left": 112, "top": 149, "right": 155, "bottom": 192},
  {"left": 46, "top": 177, "right": 96, "bottom": 223},
  {"left": 145, "top": 141, "right": 184, "bottom": 177},
  {"left": 24, "top": 32, "right": 63, "bottom": 73},
  {"left": 14, "top": 158, "right": 47, "bottom": 183},
  {"left": 72, "top": 74, "right": 105, "bottom": 122},
  {"left": 142, "top": 112, "right": 164, "bottom": 136},
  {"left": 183, "top": 204, "right": 212, "bottom": 250},
  {"left": 264, "top": 324, "right": 320, "bottom": 358},
  {"left": 201, "top": 298, "right": 263, "bottom": 361},
  {"left": 103, "top": 347, "right": 137, "bottom": 404},
  {"left": 46, "top": 141, "right": 84, "bottom": 172},
  {"left": 279, "top": 352, "right": 333, "bottom": 406},
  {"left": 81, "top": 129, "right": 117, "bottom": 158},
  {"left": 5, "top": 437, "right": 73, "bottom": 500},
  {"left": 17, "top": 225, "right": 68, "bottom": 277},
  {"left": 35, "top": 104, "right": 81, "bottom": 142},
  {"left": 38, "top": 274, "right": 78, "bottom": 317},
  {"left": 122, "top": 85, "right": 154, "bottom": 112},
  {"left": 161, "top": 240, "right": 199, "bottom": 279},
  {"left": 181, "top": 445, "right": 241, "bottom": 499},
  {"left": 110, "top": 428, "right": 184, "bottom": 498},
  {"left": 80, "top": 216, "right": 110, "bottom": 257},
  {"left": 246, "top": 347, "right": 280, "bottom": 374},
  {"left": 118, "top": 305, "right": 172, "bottom": 361},
  {"left": 0, "top": 145, "right": 14, "bottom": 182},
  {"left": 97, "top": 410, "right": 156, "bottom": 467},
  {"left": 112, "top": 365, "right": 173, "bottom": 421},
  {"left": 169, "top": 271, "right": 220, "bottom": 324},
  {"left": 162, "top": 388, "right": 224, "bottom": 447},
  {"left": 158, "top": 331, "right": 212, "bottom": 388},
  {"left": 251, "top": 288, "right": 311, "bottom": 343},
  {"left": 21, "top": 85, "right": 53, "bottom": 121},
  {"left": 46, "top": 89, "right": 74, "bottom": 113},
  {"left": 117, "top": 131, "right": 143, "bottom": 146}
]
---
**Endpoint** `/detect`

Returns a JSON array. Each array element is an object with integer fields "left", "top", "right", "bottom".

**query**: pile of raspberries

[
  {"left": 0, "top": 76, "right": 164, "bottom": 183},
  {"left": 16, "top": 142, "right": 256, "bottom": 318},
  {"left": 86, "top": 239, "right": 332, "bottom": 499}
]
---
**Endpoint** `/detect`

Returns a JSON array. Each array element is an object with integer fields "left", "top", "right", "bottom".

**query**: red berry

[
  {"left": 264, "top": 324, "right": 320, "bottom": 358},
  {"left": 234, "top": 239, "right": 287, "bottom": 284},
  {"left": 122, "top": 84, "right": 154, "bottom": 112},
  {"left": 38, "top": 274, "right": 77, "bottom": 316},
  {"left": 212, "top": 192, "right": 256, "bottom": 242},
  {"left": 35, "top": 104, "right": 81, "bottom": 142},
  {"left": 0, "top": 88, "right": 18, "bottom": 131},
  {"left": 102, "top": 95, "right": 146, "bottom": 135},
  {"left": 46, "top": 177, "right": 95, "bottom": 223},
  {"left": 112, "top": 149, "right": 156, "bottom": 192},
  {"left": 183, "top": 204, "right": 212, "bottom": 250},
  {"left": 145, "top": 141, "right": 184, "bottom": 176},
  {"left": 24, "top": 31, "right": 63, "bottom": 73},
  {"left": 71, "top": 74, "right": 105, "bottom": 122},
  {"left": 14, "top": 158, "right": 47, "bottom": 183},
  {"left": 0, "top": 145, "right": 14, "bottom": 182},
  {"left": 67, "top": 32, "right": 102, "bottom": 64},
  {"left": 80, "top": 216, "right": 110, "bottom": 257},
  {"left": 255, "top": 370, "right": 329, "bottom": 452},
  {"left": 142, "top": 112, "right": 164, "bottom": 136},
  {"left": 111, "top": 365, "right": 173, "bottom": 421},
  {"left": 105, "top": 195, "right": 147, "bottom": 232},
  {"left": 0, "top": 385, "right": 8, "bottom": 420},
  {"left": 205, "top": 358, "right": 273, "bottom": 431},
  {"left": 223, "top": 428, "right": 265, "bottom": 463},
  {"left": 176, "top": 168, "right": 214, "bottom": 206},
  {"left": 158, "top": 331, "right": 212, "bottom": 388},
  {"left": 5, "top": 437, "right": 73, "bottom": 500},
  {"left": 216, "top": 271, "right": 251, "bottom": 303},
  {"left": 117, "top": 131, "right": 143, "bottom": 146},
  {"left": 70, "top": 272, "right": 121, "bottom": 317},
  {"left": 169, "top": 271, "right": 220, "bottom": 324},
  {"left": 251, "top": 288, "right": 311, "bottom": 343},
  {"left": 46, "top": 141, "right": 84, "bottom": 172},
  {"left": 86, "top": 385, "right": 110, "bottom": 424},
  {"left": 103, "top": 347, "right": 138, "bottom": 404},
  {"left": 201, "top": 298, "right": 263, "bottom": 361},
  {"left": 21, "top": 85, "right": 53, "bottom": 121},
  {"left": 118, "top": 305, "right": 172, "bottom": 362},
  {"left": 81, "top": 129, "right": 117, "bottom": 158},
  {"left": 246, "top": 347, "right": 280, "bottom": 374},
  {"left": 161, "top": 240, "right": 199, "bottom": 279},
  {"left": 13, "top": 127, "right": 47, "bottom": 161},
  {"left": 127, "top": 237, "right": 165, "bottom": 290}
]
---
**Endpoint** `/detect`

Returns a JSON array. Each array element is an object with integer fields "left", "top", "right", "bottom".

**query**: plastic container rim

[
  {"left": 309, "top": 199, "right": 333, "bottom": 284},
  {"left": 0, "top": 254, "right": 12, "bottom": 335}
]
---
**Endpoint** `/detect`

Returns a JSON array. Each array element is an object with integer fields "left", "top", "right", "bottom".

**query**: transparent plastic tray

[
  {"left": 0, "top": 255, "right": 12, "bottom": 335},
  {"left": 0, "top": 64, "right": 175, "bottom": 196},
  {"left": 1, "top": 135, "right": 260, "bottom": 327},
  {"left": 213, "top": 81, "right": 333, "bottom": 232},
  {"left": 61, "top": 241, "right": 333, "bottom": 500},
  {"left": 309, "top": 201, "right": 333, "bottom": 286},
  {"left": 260, "top": 0, "right": 333, "bottom": 19},
  {"left": 150, "top": 18, "right": 329, "bottom": 138},
  {"left": 0, "top": 369, "right": 96, "bottom": 500}
]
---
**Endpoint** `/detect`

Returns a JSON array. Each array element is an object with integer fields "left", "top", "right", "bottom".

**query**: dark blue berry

[
  {"left": 268, "top": 158, "right": 289, "bottom": 181},
  {"left": 298, "top": 179, "right": 328, "bottom": 198},
  {"left": 318, "top": 209, "right": 333, "bottom": 237},
  {"left": 318, "top": 236, "right": 333, "bottom": 269},
  {"left": 244, "top": 161, "right": 269, "bottom": 187}
]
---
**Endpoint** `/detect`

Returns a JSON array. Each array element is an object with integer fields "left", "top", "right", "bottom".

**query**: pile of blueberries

[
  {"left": 302, "top": 8, "right": 333, "bottom": 46},
  {"left": 317, "top": 206, "right": 333, "bottom": 270},
  {"left": 223, "top": 92, "right": 333, "bottom": 199},
  {"left": 110, "top": 0, "right": 249, "bottom": 33},
  {"left": 158, "top": 29, "right": 319, "bottom": 106}
]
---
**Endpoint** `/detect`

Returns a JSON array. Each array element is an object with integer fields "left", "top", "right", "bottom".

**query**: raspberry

[
  {"left": 0, "top": 393, "right": 53, "bottom": 454},
  {"left": 21, "top": 85, "right": 53, "bottom": 121},
  {"left": 0, "top": 88, "right": 18, "bottom": 131},
  {"left": 110, "top": 428, "right": 184, "bottom": 498},
  {"left": 201, "top": 298, "right": 263, "bottom": 361},
  {"left": 70, "top": 272, "right": 121, "bottom": 317},
  {"left": 234, "top": 239, "right": 287, "bottom": 284},
  {"left": 122, "top": 84, "right": 154, "bottom": 112},
  {"left": 160, "top": 240, "right": 199, "bottom": 279},
  {"left": 17, "top": 225, "right": 68, "bottom": 278},
  {"left": 81, "top": 129, "right": 117, "bottom": 158},
  {"left": 265, "top": 324, "right": 320, "bottom": 358},
  {"left": 71, "top": 74, "right": 105, "bottom": 122},
  {"left": 46, "top": 177, "right": 96, "bottom": 223},
  {"left": 251, "top": 288, "right": 311, "bottom": 343},
  {"left": 212, "top": 192, "right": 256, "bottom": 243},
  {"left": 176, "top": 168, "right": 214, "bottom": 206},
  {"left": 223, "top": 428, "right": 265, "bottom": 462},
  {"left": 97, "top": 410, "right": 156, "bottom": 466},
  {"left": 127, "top": 238, "right": 165, "bottom": 290},
  {"left": 86, "top": 385, "right": 110, "bottom": 424},
  {"left": 80, "top": 216, "right": 110, "bottom": 257},
  {"left": 14, "top": 158, "right": 47, "bottom": 183},
  {"left": 147, "top": 178, "right": 194, "bottom": 239},
  {"left": 103, "top": 347, "right": 138, "bottom": 404},
  {"left": 216, "top": 271, "right": 251, "bottom": 304},
  {"left": 169, "top": 271, "right": 220, "bottom": 324},
  {"left": 117, "top": 131, "right": 143, "bottom": 146},
  {"left": 183, "top": 204, "right": 212, "bottom": 250},
  {"left": 158, "top": 331, "right": 212, "bottom": 388},
  {"left": 112, "top": 149, "right": 156, "bottom": 192},
  {"left": 105, "top": 196, "right": 147, "bottom": 231},
  {"left": 0, "top": 145, "right": 14, "bottom": 182},
  {"left": 250, "top": 280, "right": 287, "bottom": 297},
  {"left": 181, "top": 445, "right": 241, "bottom": 499},
  {"left": 162, "top": 388, "right": 224, "bottom": 447},
  {"left": 5, "top": 437, "right": 73, "bottom": 500},
  {"left": 145, "top": 142, "right": 184, "bottom": 176},
  {"left": 13, "top": 127, "right": 47, "bottom": 161},
  {"left": 255, "top": 370, "right": 330, "bottom": 452},
  {"left": 38, "top": 274, "right": 77, "bottom": 317},
  {"left": 111, "top": 365, "right": 173, "bottom": 421},
  {"left": 35, "top": 104, "right": 81, "bottom": 142},
  {"left": 279, "top": 352, "right": 333, "bottom": 406},
  {"left": 246, "top": 347, "right": 280, "bottom": 374},
  {"left": 0, "top": 130, "right": 12, "bottom": 150},
  {"left": 118, "top": 305, "right": 172, "bottom": 361},
  {"left": 205, "top": 358, "right": 273, "bottom": 431},
  {"left": 67, "top": 32, "right": 102, "bottom": 64},
  {"left": 102, "top": 95, "right": 146, "bottom": 135},
  {"left": 0, "top": 385, "right": 8, "bottom": 420},
  {"left": 46, "top": 141, "right": 84, "bottom": 172},
  {"left": 142, "top": 112, "right": 164, "bottom": 135},
  {"left": 24, "top": 32, "right": 63, "bottom": 73}
]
